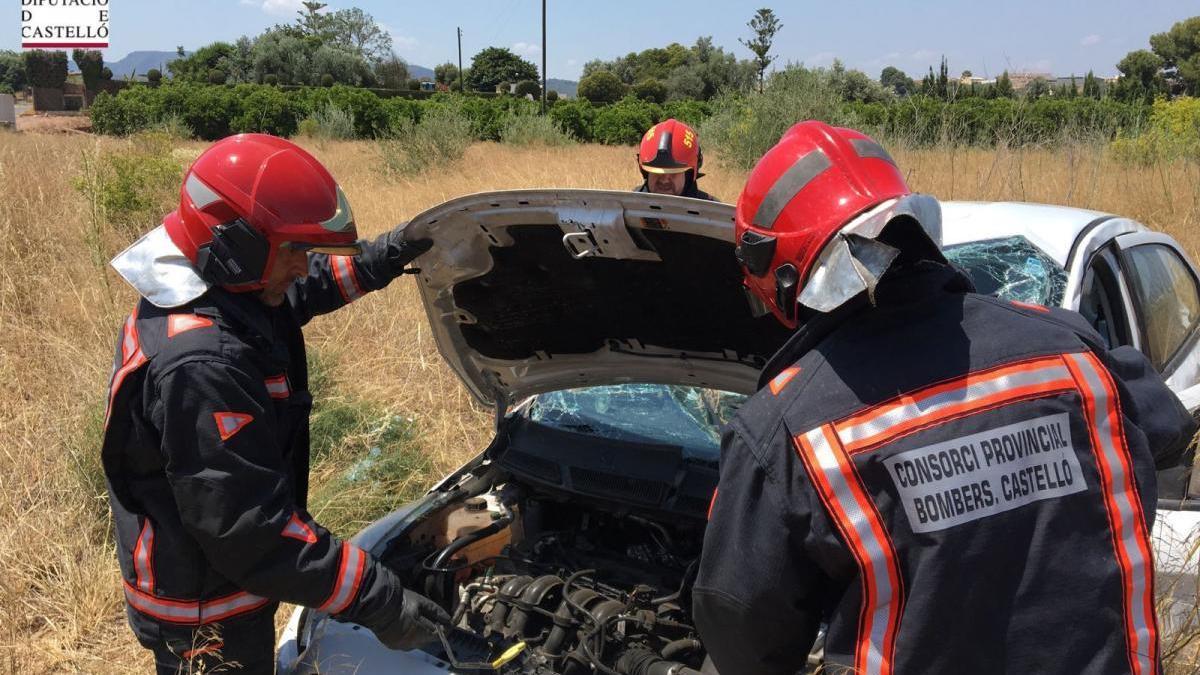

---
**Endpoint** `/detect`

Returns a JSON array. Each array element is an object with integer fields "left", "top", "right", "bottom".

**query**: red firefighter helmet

[
  {"left": 734, "top": 121, "right": 941, "bottom": 328},
  {"left": 164, "top": 133, "right": 360, "bottom": 291},
  {"left": 638, "top": 118, "right": 703, "bottom": 177}
]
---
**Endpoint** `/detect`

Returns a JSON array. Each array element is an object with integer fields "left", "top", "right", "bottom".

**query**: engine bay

[{"left": 380, "top": 473, "right": 714, "bottom": 675}]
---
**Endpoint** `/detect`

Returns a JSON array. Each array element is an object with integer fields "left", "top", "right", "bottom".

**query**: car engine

[{"left": 382, "top": 479, "right": 713, "bottom": 674}]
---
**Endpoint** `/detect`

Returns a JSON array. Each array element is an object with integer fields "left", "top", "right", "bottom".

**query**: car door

[{"left": 1113, "top": 232, "right": 1200, "bottom": 414}]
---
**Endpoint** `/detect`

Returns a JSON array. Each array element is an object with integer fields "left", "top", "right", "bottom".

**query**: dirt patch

[{"left": 16, "top": 112, "right": 92, "bottom": 134}]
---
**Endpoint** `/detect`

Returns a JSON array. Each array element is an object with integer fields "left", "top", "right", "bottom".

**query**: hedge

[{"left": 90, "top": 82, "right": 1151, "bottom": 150}]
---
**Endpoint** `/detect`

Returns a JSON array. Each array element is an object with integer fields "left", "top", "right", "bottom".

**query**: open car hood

[{"left": 400, "top": 189, "right": 792, "bottom": 407}]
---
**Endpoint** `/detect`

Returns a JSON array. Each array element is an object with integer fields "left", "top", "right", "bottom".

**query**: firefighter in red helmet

[
  {"left": 103, "top": 134, "right": 448, "bottom": 673},
  {"left": 634, "top": 118, "right": 717, "bottom": 201},
  {"left": 693, "top": 121, "right": 1194, "bottom": 674}
]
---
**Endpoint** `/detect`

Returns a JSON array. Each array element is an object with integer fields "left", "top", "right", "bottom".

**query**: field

[{"left": 2, "top": 131, "right": 1200, "bottom": 673}]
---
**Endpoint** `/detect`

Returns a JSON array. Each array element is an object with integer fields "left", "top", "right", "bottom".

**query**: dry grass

[{"left": 1, "top": 134, "right": 1198, "bottom": 673}]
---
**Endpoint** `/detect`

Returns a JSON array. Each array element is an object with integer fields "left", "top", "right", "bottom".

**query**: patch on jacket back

[{"left": 885, "top": 413, "right": 1086, "bottom": 533}]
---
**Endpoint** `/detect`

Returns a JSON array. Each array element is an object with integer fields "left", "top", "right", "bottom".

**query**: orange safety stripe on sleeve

[
  {"left": 318, "top": 542, "right": 367, "bottom": 615},
  {"left": 330, "top": 255, "right": 365, "bottom": 303},
  {"left": 769, "top": 366, "right": 801, "bottom": 396}
]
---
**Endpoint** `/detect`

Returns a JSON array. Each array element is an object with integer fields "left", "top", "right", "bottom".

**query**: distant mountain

[
  {"left": 547, "top": 78, "right": 577, "bottom": 98},
  {"left": 106, "top": 51, "right": 184, "bottom": 78},
  {"left": 408, "top": 63, "right": 433, "bottom": 80}
]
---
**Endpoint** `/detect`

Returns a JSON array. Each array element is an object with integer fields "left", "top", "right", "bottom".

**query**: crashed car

[{"left": 277, "top": 192, "right": 1200, "bottom": 674}]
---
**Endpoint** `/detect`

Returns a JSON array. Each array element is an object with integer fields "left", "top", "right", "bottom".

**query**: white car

[{"left": 278, "top": 192, "right": 1200, "bottom": 674}]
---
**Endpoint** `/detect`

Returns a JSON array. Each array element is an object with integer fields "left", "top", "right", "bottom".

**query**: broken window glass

[
  {"left": 943, "top": 236, "right": 1067, "bottom": 306},
  {"left": 527, "top": 384, "right": 747, "bottom": 462}
]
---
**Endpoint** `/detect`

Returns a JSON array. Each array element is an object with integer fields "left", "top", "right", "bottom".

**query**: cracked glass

[
  {"left": 943, "top": 236, "right": 1067, "bottom": 306},
  {"left": 527, "top": 384, "right": 746, "bottom": 462}
]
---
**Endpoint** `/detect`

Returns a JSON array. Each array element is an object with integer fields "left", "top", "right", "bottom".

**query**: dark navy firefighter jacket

[
  {"left": 101, "top": 235, "right": 411, "bottom": 638},
  {"left": 694, "top": 261, "right": 1196, "bottom": 675}
]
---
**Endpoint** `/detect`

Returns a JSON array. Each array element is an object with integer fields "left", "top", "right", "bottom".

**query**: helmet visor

[
  {"left": 640, "top": 163, "right": 691, "bottom": 175},
  {"left": 282, "top": 241, "right": 363, "bottom": 256}
]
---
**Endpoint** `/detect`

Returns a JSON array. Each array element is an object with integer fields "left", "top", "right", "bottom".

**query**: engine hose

[
  {"left": 431, "top": 513, "right": 515, "bottom": 570},
  {"left": 661, "top": 639, "right": 703, "bottom": 661},
  {"left": 615, "top": 647, "right": 702, "bottom": 675}
]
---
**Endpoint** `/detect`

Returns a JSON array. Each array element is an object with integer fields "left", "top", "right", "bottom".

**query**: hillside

[
  {"left": 547, "top": 78, "right": 577, "bottom": 97},
  {"left": 105, "top": 50, "right": 184, "bottom": 78}
]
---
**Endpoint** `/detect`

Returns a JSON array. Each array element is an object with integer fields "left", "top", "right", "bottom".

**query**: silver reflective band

[
  {"left": 752, "top": 149, "right": 831, "bottom": 230},
  {"left": 184, "top": 174, "right": 222, "bottom": 209},
  {"left": 851, "top": 138, "right": 897, "bottom": 166}
]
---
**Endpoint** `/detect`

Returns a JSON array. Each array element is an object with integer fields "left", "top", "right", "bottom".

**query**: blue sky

[{"left": 7, "top": 0, "right": 1197, "bottom": 81}]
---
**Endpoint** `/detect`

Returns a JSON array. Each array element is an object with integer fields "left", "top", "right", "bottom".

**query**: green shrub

[
  {"left": 1111, "top": 97, "right": 1200, "bottom": 164},
  {"left": 702, "top": 66, "right": 856, "bottom": 168},
  {"left": 381, "top": 96, "right": 424, "bottom": 133},
  {"left": 90, "top": 89, "right": 156, "bottom": 136},
  {"left": 305, "top": 85, "right": 387, "bottom": 137},
  {"left": 299, "top": 102, "right": 356, "bottom": 140},
  {"left": 500, "top": 113, "right": 573, "bottom": 146},
  {"left": 377, "top": 107, "right": 473, "bottom": 177},
  {"left": 147, "top": 68, "right": 162, "bottom": 84},
  {"left": 663, "top": 99, "right": 711, "bottom": 129},
  {"left": 231, "top": 84, "right": 300, "bottom": 136},
  {"left": 321, "top": 73, "right": 335, "bottom": 87},
  {"left": 149, "top": 113, "right": 194, "bottom": 140},
  {"left": 263, "top": 73, "right": 279, "bottom": 86},
  {"left": 549, "top": 98, "right": 595, "bottom": 141},
  {"left": 74, "top": 132, "right": 185, "bottom": 239},
  {"left": 546, "top": 89, "right": 559, "bottom": 103},
  {"left": 593, "top": 96, "right": 662, "bottom": 145}
]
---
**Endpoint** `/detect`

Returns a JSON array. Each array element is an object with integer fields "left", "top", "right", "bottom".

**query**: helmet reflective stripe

[
  {"left": 851, "top": 138, "right": 897, "bottom": 166},
  {"left": 319, "top": 186, "right": 355, "bottom": 233},
  {"left": 184, "top": 174, "right": 223, "bottom": 209},
  {"left": 752, "top": 149, "right": 831, "bottom": 230}
]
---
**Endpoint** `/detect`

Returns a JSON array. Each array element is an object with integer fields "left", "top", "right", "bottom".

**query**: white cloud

[
  {"left": 1080, "top": 34, "right": 1102, "bottom": 47},
  {"left": 258, "top": 0, "right": 304, "bottom": 16},
  {"left": 512, "top": 41, "right": 541, "bottom": 57},
  {"left": 806, "top": 51, "right": 836, "bottom": 66}
]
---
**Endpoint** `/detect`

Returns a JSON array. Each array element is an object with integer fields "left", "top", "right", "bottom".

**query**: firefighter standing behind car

[
  {"left": 634, "top": 118, "right": 717, "bottom": 201},
  {"left": 694, "top": 121, "right": 1196, "bottom": 674},
  {"left": 102, "top": 134, "right": 450, "bottom": 674}
]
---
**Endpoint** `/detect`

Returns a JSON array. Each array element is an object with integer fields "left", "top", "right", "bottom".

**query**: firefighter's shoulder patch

[{"left": 213, "top": 412, "right": 253, "bottom": 441}]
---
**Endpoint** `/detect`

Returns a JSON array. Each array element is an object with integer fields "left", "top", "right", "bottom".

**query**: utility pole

[
  {"left": 540, "top": 0, "right": 547, "bottom": 113},
  {"left": 457, "top": 27, "right": 464, "bottom": 93}
]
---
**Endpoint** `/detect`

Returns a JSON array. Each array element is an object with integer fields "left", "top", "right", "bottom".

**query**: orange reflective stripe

[
  {"left": 182, "top": 641, "right": 224, "bottom": 660},
  {"left": 331, "top": 255, "right": 364, "bottom": 303},
  {"left": 281, "top": 512, "right": 318, "bottom": 544},
  {"left": 133, "top": 518, "right": 155, "bottom": 594},
  {"left": 1010, "top": 300, "right": 1051, "bottom": 313},
  {"left": 768, "top": 366, "right": 801, "bottom": 395},
  {"left": 104, "top": 308, "right": 149, "bottom": 429},
  {"left": 264, "top": 375, "right": 290, "bottom": 399},
  {"left": 166, "top": 314, "right": 214, "bottom": 338},
  {"left": 835, "top": 356, "right": 1074, "bottom": 453},
  {"left": 1064, "top": 352, "right": 1158, "bottom": 675},
  {"left": 213, "top": 412, "right": 253, "bottom": 441},
  {"left": 123, "top": 582, "right": 269, "bottom": 625},
  {"left": 794, "top": 426, "right": 903, "bottom": 675},
  {"left": 318, "top": 542, "right": 367, "bottom": 615}
]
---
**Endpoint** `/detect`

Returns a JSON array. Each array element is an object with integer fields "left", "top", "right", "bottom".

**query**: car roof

[{"left": 940, "top": 201, "right": 1113, "bottom": 268}]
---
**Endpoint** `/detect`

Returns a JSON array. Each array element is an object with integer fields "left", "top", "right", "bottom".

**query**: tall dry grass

[{"left": 1, "top": 133, "right": 1198, "bottom": 673}]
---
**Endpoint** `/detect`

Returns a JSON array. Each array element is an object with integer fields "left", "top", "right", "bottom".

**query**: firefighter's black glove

[
  {"left": 381, "top": 223, "right": 433, "bottom": 276},
  {"left": 371, "top": 588, "right": 452, "bottom": 651}
]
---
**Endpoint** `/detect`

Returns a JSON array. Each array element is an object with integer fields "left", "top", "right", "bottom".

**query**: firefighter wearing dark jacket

[
  {"left": 694, "top": 121, "right": 1197, "bottom": 675},
  {"left": 633, "top": 118, "right": 718, "bottom": 201},
  {"left": 103, "top": 134, "right": 449, "bottom": 674}
]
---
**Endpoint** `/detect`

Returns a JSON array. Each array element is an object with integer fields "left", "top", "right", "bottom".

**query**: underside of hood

[{"left": 399, "top": 189, "right": 792, "bottom": 407}]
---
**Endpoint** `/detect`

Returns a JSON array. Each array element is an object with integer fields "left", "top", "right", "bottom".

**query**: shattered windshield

[
  {"left": 943, "top": 236, "right": 1067, "bottom": 306},
  {"left": 527, "top": 384, "right": 747, "bottom": 462}
]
